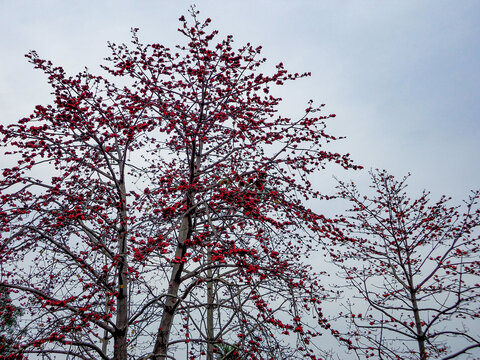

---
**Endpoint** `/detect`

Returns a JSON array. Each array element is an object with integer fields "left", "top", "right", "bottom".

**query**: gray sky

[
  {"left": 1, "top": 1, "right": 479, "bottom": 357},
  {"left": 1, "top": 0, "right": 479, "bottom": 201}
]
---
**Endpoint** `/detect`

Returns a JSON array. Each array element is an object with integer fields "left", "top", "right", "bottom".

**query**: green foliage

[
  {"left": 214, "top": 343, "right": 242, "bottom": 360},
  {"left": 0, "top": 286, "right": 22, "bottom": 356}
]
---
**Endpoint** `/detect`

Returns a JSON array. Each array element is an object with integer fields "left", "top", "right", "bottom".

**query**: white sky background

[{"left": 1, "top": 0, "right": 479, "bottom": 357}]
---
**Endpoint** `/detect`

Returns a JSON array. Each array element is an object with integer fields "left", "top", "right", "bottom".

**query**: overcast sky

[
  {"left": 1, "top": 1, "right": 479, "bottom": 357},
  {"left": 1, "top": 0, "right": 479, "bottom": 202}
]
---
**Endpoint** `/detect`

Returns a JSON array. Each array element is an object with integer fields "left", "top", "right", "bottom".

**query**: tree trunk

[
  {"left": 114, "top": 180, "right": 129, "bottom": 360},
  {"left": 152, "top": 216, "right": 191, "bottom": 359},
  {"left": 410, "top": 290, "right": 426, "bottom": 360},
  {"left": 153, "top": 119, "right": 203, "bottom": 359},
  {"left": 207, "top": 249, "right": 215, "bottom": 360},
  {"left": 102, "top": 287, "right": 110, "bottom": 354}
]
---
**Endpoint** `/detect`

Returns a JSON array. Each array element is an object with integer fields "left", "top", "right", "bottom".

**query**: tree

[
  {"left": 329, "top": 170, "right": 480, "bottom": 359},
  {"left": 0, "top": 8, "right": 360, "bottom": 360},
  {"left": 0, "top": 286, "right": 23, "bottom": 358}
]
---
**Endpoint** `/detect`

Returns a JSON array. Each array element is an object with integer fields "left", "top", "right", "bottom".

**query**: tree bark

[
  {"left": 207, "top": 249, "right": 215, "bottom": 360},
  {"left": 152, "top": 215, "right": 191, "bottom": 359},
  {"left": 410, "top": 290, "right": 426, "bottom": 360},
  {"left": 102, "top": 284, "right": 110, "bottom": 354},
  {"left": 114, "top": 180, "right": 129, "bottom": 360}
]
